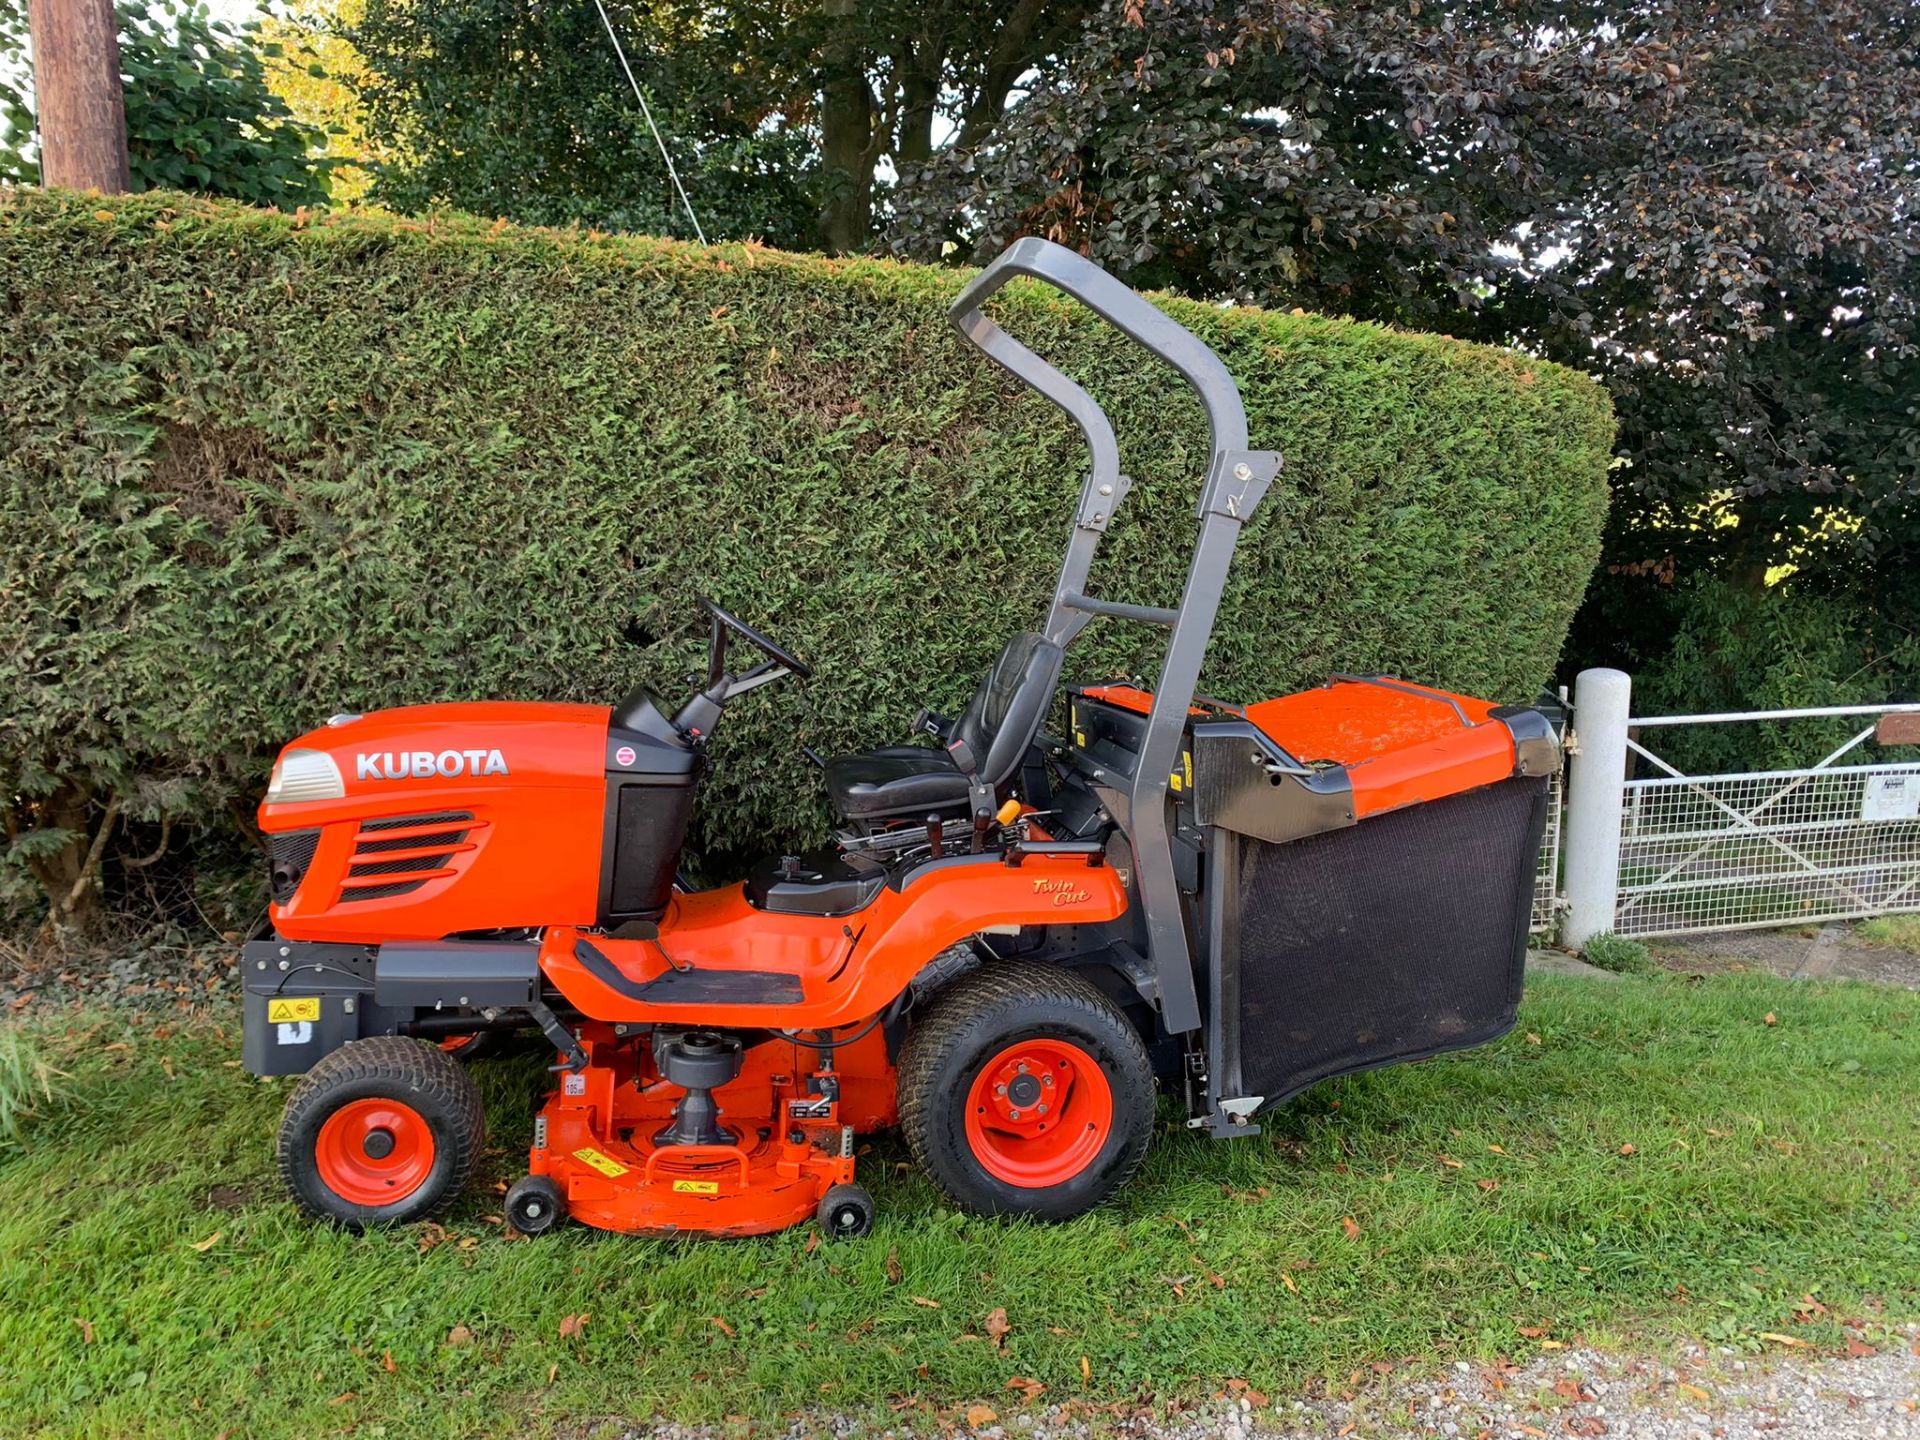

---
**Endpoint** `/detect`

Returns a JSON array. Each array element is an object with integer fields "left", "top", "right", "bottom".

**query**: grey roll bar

[{"left": 948, "top": 238, "right": 1281, "bottom": 1034}]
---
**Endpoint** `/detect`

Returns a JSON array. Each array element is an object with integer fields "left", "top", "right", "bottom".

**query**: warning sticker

[
  {"left": 267, "top": 997, "right": 320, "bottom": 1024},
  {"left": 671, "top": 1179, "right": 719, "bottom": 1195},
  {"left": 572, "top": 1147, "right": 629, "bottom": 1178}
]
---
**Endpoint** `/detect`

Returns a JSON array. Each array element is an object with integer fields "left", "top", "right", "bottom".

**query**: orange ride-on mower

[{"left": 244, "top": 239, "right": 1560, "bottom": 1240}]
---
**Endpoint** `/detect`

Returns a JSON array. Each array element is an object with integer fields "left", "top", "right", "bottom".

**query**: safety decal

[
  {"left": 562, "top": 1071, "right": 588, "bottom": 1096},
  {"left": 267, "top": 997, "right": 320, "bottom": 1024},
  {"left": 670, "top": 1179, "right": 719, "bottom": 1195},
  {"left": 572, "top": 1146, "right": 629, "bottom": 1178},
  {"left": 614, "top": 745, "right": 637, "bottom": 766}
]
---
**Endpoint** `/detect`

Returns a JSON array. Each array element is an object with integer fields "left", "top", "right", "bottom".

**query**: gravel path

[{"left": 575, "top": 1332, "right": 1920, "bottom": 1440}]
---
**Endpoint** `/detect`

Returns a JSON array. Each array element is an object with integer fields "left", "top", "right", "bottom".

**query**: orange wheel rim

[
  {"left": 438, "top": 1035, "right": 472, "bottom": 1053},
  {"left": 963, "top": 1038, "right": 1113, "bottom": 1189},
  {"left": 314, "top": 1098, "right": 436, "bottom": 1206}
]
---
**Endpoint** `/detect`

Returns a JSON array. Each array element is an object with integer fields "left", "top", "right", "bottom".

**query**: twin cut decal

[{"left": 355, "top": 749, "right": 510, "bottom": 781}]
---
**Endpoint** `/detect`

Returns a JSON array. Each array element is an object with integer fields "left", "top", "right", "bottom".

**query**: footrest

[{"left": 573, "top": 939, "right": 806, "bottom": 1005}]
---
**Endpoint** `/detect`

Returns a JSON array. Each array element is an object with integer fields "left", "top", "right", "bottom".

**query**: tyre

[
  {"left": 277, "top": 1036, "right": 485, "bottom": 1230},
  {"left": 898, "top": 961, "right": 1154, "bottom": 1220},
  {"left": 504, "top": 1173, "right": 567, "bottom": 1237},
  {"left": 817, "top": 1182, "right": 876, "bottom": 1239}
]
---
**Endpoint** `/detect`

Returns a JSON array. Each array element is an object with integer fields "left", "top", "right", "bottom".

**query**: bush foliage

[{"left": 0, "top": 190, "right": 1612, "bottom": 924}]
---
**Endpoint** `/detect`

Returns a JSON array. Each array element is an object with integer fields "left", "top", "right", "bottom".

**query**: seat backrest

[{"left": 949, "top": 632, "right": 1064, "bottom": 788}]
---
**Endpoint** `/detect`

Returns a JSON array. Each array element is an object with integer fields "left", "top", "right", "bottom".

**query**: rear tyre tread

[
  {"left": 277, "top": 1036, "right": 486, "bottom": 1230},
  {"left": 898, "top": 960, "right": 1153, "bottom": 1220}
]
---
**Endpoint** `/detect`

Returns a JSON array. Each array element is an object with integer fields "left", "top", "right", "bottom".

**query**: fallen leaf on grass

[
  {"left": 1759, "top": 1332, "right": 1811, "bottom": 1348},
  {"left": 73, "top": 1318, "right": 94, "bottom": 1345},
  {"left": 559, "top": 1313, "right": 589, "bottom": 1339},
  {"left": 910, "top": 1296, "right": 941, "bottom": 1308},
  {"left": 1517, "top": 1325, "right": 1551, "bottom": 1338},
  {"left": 1526, "top": 1033, "right": 1542, "bottom": 1045},
  {"left": 1438, "top": 1154, "right": 1465, "bottom": 1169},
  {"left": 1617, "top": 1143, "right": 1636, "bottom": 1156},
  {"left": 445, "top": 1325, "right": 473, "bottom": 1348},
  {"left": 965, "top": 1403, "right": 997, "bottom": 1427},
  {"left": 417, "top": 1223, "right": 450, "bottom": 1255},
  {"left": 710, "top": 1317, "right": 735, "bottom": 1338},
  {"left": 1565, "top": 1417, "right": 1608, "bottom": 1436},
  {"left": 188, "top": 1231, "right": 222, "bottom": 1252},
  {"left": 1081, "top": 1355, "right": 1091, "bottom": 1384},
  {"left": 1677, "top": 1382, "right": 1710, "bottom": 1401},
  {"left": 1281, "top": 1272, "right": 1298, "bottom": 1293},
  {"left": 1477, "top": 1179, "right": 1499, "bottom": 1192},
  {"left": 985, "top": 1307, "right": 1010, "bottom": 1350},
  {"left": 885, "top": 1247, "right": 903, "bottom": 1284},
  {"left": 329, "top": 1392, "right": 356, "bottom": 1407},
  {"left": 1006, "top": 1376, "right": 1046, "bottom": 1399},
  {"left": 1341, "top": 1216, "right": 1361, "bottom": 1239},
  {"left": 1540, "top": 1339, "right": 1567, "bottom": 1350},
  {"left": 547, "top": 1362, "right": 559, "bottom": 1385},
  {"left": 380, "top": 1350, "right": 396, "bottom": 1374},
  {"left": 1845, "top": 1335, "right": 1877, "bottom": 1359},
  {"left": 1487, "top": 1144, "right": 1506, "bottom": 1154}
]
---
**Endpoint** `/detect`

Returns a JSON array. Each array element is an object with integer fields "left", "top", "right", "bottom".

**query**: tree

[
  {"left": 892, "top": 0, "right": 1920, "bottom": 615},
  {"left": 20, "top": 0, "right": 128, "bottom": 191},
  {"left": 341, "top": 0, "right": 1095, "bottom": 253},
  {"left": 2, "top": 0, "right": 333, "bottom": 206}
]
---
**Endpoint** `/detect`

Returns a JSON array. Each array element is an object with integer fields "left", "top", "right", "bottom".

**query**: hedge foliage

[{"left": 0, "top": 189, "right": 1612, "bottom": 884}]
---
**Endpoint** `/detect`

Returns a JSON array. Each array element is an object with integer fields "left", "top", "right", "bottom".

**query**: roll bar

[{"left": 947, "top": 238, "right": 1282, "bottom": 1035}]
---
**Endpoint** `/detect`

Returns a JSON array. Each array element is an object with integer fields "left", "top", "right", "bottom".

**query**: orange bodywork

[
  {"left": 532, "top": 1025, "right": 896, "bottom": 1236},
  {"left": 260, "top": 702, "right": 612, "bottom": 942},
  {"left": 540, "top": 852, "right": 1128, "bottom": 1028},
  {"left": 1079, "top": 677, "right": 1517, "bottom": 819}
]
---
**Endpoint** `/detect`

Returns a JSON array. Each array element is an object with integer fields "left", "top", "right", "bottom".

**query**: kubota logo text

[{"left": 356, "top": 749, "right": 509, "bottom": 781}]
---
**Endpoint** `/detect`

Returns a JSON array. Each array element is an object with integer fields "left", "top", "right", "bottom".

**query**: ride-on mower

[{"left": 244, "top": 239, "right": 1559, "bottom": 1240}]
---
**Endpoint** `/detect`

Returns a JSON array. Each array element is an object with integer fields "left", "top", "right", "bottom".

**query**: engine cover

[{"left": 257, "top": 699, "right": 696, "bottom": 942}]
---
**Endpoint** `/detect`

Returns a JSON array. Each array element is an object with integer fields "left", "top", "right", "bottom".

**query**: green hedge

[{"left": 0, "top": 189, "right": 1612, "bottom": 908}]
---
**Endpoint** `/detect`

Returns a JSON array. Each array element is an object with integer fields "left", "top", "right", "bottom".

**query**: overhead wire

[{"left": 589, "top": 0, "right": 708, "bottom": 245}]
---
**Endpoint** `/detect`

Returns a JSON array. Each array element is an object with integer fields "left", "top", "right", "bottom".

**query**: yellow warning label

[
  {"left": 572, "top": 1147, "right": 629, "bottom": 1178},
  {"left": 671, "top": 1179, "right": 720, "bottom": 1195},
  {"left": 1183, "top": 750, "right": 1194, "bottom": 789},
  {"left": 1169, "top": 753, "right": 1193, "bottom": 792},
  {"left": 267, "top": 997, "right": 320, "bottom": 1024}
]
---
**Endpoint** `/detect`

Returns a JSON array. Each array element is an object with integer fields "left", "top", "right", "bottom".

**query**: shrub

[{"left": 0, "top": 190, "right": 1614, "bottom": 935}]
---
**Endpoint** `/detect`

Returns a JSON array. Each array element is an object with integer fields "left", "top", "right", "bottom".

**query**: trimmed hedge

[{"left": 0, "top": 189, "right": 1612, "bottom": 899}]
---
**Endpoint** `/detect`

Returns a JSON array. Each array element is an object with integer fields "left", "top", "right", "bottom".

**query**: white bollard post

[{"left": 1561, "top": 667, "right": 1632, "bottom": 952}]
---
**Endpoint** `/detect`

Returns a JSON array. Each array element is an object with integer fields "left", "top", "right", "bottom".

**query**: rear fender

[{"left": 538, "top": 855, "right": 1128, "bottom": 1029}]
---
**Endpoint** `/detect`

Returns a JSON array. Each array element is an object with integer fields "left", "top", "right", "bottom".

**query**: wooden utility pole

[{"left": 25, "top": 0, "right": 129, "bottom": 192}]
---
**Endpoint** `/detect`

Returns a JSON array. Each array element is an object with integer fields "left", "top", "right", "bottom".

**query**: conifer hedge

[{"left": 0, "top": 189, "right": 1612, "bottom": 921}]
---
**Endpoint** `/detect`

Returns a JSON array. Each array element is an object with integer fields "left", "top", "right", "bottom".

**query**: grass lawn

[{"left": 0, "top": 970, "right": 1915, "bottom": 1439}]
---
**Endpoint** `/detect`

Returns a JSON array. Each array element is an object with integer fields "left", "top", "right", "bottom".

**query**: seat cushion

[{"left": 825, "top": 747, "right": 971, "bottom": 820}]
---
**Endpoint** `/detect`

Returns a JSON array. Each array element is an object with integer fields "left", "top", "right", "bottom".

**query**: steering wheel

[{"left": 697, "top": 596, "right": 813, "bottom": 680}]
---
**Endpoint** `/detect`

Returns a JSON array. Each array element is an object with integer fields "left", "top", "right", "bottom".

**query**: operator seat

[{"left": 825, "top": 632, "right": 1063, "bottom": 821}]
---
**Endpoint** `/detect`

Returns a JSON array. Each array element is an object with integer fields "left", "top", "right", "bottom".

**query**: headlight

[{"left": 265, "top": 748, "right": 345, "bottom": 804}]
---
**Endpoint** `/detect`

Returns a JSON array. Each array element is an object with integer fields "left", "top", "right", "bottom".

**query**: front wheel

[
  {"left": 277, "top": 1037, "right": 485, "bottom": 1230},
  {"left": 898, "top": 962, "right": 1154, "bottom": 1220}
]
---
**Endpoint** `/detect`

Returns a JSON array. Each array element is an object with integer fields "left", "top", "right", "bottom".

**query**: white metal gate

[{"left": 1559, "top": 671, "right": 1920, "bottom": 945}]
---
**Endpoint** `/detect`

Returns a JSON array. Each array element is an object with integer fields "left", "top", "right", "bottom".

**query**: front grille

[
  {"left": 267, "top": 829, "right": 320, "bottom": 903},
  {"left": 338, "top": 811, "right": 473, "bottom": 904}
]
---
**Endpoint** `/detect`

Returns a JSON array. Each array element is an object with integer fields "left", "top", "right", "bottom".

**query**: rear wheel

[
  {"left": 898, "top": 962, "right": 1153, "bottom": 1220},
  {"left": 278, "top": 1037, "right": 485, "bottom": 1230}
]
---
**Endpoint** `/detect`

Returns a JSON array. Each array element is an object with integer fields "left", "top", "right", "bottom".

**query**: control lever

[{"left": 924, "top": 813, "right": 944, "bottom": 859}]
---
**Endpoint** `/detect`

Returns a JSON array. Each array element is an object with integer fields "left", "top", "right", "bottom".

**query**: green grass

[
  {"left": 1860, "top": 913, "right": 1920, "bottom": 953},
  {"left": 1, "top": 972, "right": 1915, "bottom": 1439}
]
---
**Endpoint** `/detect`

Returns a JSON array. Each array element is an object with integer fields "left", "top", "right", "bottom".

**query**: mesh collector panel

[{"left": 1219, "top": 775, "right": 1549, "bottom": 1111}]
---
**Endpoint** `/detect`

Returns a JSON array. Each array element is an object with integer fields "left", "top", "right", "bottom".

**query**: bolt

[
  {"left": 1097, "top": 483, "right": 1113, "bottom": 496},
  {"left": 1037, "top": 1103, "right": 1049, "bottom": 1116},
  {"left": 525, "top": 1201, "right": 543, "bottom": 1219},
  {"left": 277, "top": 960, "right": 289, "bottom": 971},
  {"left": 1042, "top": 1074, "right": 1055, "bottom": 1088},
  {"left": 995, "top": 1083, "right": 1006, "bottom": 1095},
  {"left": 1009, "top": 1110, "right": 1022, "bottom": 1121},
  {"left": 1016, "top": 1062, "right": 1029, "bottom": 1074},
  {"left": 1233, "top": 462, "right": 1252, "bottom": 481}
]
